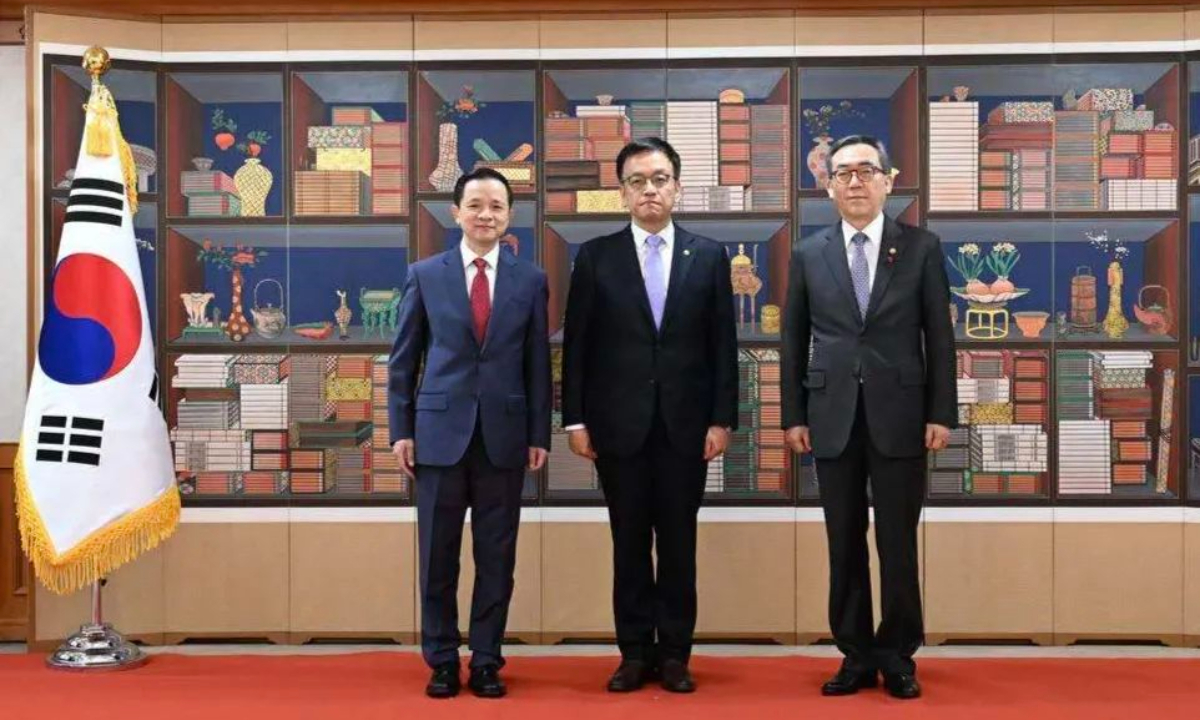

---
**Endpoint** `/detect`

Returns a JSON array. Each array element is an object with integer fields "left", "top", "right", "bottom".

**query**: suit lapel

[
  {"left": 865, "top": 217, "right": 902, "bottom": 323},
  {"left": 481, "top": 251, "right": 518, "bottom": 353},
  {"left": 658, "top": 227, "right": 697, "bottom": 336},
  {"left": 820, "top": 223, "right": 863, "bottom": 328},
  {"left": 443, "top": 249, "right": 479, "bottom": 349},
  {"left": 615, "top": 226, "right": 658, "bottom": 333}
]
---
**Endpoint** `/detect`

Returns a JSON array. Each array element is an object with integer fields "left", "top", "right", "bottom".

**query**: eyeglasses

[
  {"left": 831, "top": 165, "right": 884, "bottom": 185},
  {"left": 622, "top": 174, "right": 675, "bottom": 191}
]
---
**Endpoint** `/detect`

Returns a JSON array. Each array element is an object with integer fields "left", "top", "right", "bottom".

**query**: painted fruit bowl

[{"left": 951, "top": 287, "right": 1030, "bottom": 307}]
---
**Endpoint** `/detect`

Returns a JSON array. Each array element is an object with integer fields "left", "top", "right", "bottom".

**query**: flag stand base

[
  {"left": 47, "top": 623, "right": 148, "bottom": 671},
  {"left": 46, "top": 580, "right": 147, "bottom": 671}
]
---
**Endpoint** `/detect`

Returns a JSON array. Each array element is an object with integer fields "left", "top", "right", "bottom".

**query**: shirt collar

[
  {"left": 631, "top": 220, "right": 675, "bottom": 250},
  {"left": 842, "top": 213, "right": 885, "bottom": 249},
  {"left": 460, "top": 240, "right": 501, "bottom": 270}
]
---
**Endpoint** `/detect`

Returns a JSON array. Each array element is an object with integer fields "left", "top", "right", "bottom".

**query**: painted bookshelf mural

[
  {"left": 1056, "top": 350, "right": 1179, "bottom": 498},
  {"left": 291, "top": 70, "right": 409, "bottom": 218},
  {"left": 42, "top": 54, "right": 1199, "bottom": 507},
  {"left": 417, "top": 69, "right": 537, "bottom": 195},
  {"left": 932, "top": 219, "right": 1179, "bottom": 344},
  {"left": 928, "top": 64, "right": 1179, "bottom": 213},
  {"left": 930, "top": 350, "right": 1051, "bottom": 498},
  {"left": 797, "top": 67, "right": 919, "bottom": 190},
  {"left": 167, "top": 353, "right": 409, "bottom": 500}
]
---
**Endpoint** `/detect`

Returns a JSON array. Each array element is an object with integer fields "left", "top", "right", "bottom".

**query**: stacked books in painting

[
  {"left": 168, "top": 354, "right": 408, "bottom": 499},
  {"left": 179, "top": 169, "right": 240, "bottom": 217},
  {"left": 1056, "top": 350, "right": 1170, "bottom": 496},
  {"left": 929, "top": 100, "right": 979, "bottom": 211},
  {"left": 544, "top": 104, "right": 631, "bottom": 214},
  {"left": 709, "top": 349, "right": 788, "bottom": 495},
  {"left": 749, "top": 103, "right": 789, "bottom": 212},
  {"left": 298, "top": 107, "right": 408, "bottom": 216},
  {"left": 930, "top": 351, "right": 1048, "bottom": 496}
]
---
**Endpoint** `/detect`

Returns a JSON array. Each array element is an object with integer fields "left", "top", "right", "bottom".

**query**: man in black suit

[
  {"left": 782, "top": 135, "right": 956, "bottom": 700},
  {"left": 562, "top": 137, "right": 738, "bottom": 694}
]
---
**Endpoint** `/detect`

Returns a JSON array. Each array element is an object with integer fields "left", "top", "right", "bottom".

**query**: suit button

[{"left": 649, "top": 379, "right": 657, "bottom": 385}]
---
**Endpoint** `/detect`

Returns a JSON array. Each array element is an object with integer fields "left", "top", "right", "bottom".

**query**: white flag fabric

[{"left": 16, "top": 71, "right": 179, "bottom": 595}]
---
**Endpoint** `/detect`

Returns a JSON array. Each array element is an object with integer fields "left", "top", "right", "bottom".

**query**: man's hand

[
  {"left": 528, "top": 447, "right": 548, "bottom": 471},
  {"left": 392, "top": 439, "right": 416, "bottom": 480},
  {"left": 785, "top": 426, "right": 811, "bottom": 454},
  {"left": 925, "top": 423, "right": 951, "bottom": 451},
  {"left": 704, "top": 426, "right": 730, "bottom": 462},
  {"left": 567, "top": 428, "right": 597, "bottom": 460}
]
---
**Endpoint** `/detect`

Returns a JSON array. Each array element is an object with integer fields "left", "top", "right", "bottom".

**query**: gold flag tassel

[
  {"left": 82, "top": 46, "right": 138, "bottom": 214},
  {"left": 14, "top": 439, "right": 181, "bottom": 595}
]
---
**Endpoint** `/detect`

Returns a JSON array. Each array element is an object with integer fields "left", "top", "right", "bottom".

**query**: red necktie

[{"left": 470, "top": 257, "right": 491, "bottom": 344}]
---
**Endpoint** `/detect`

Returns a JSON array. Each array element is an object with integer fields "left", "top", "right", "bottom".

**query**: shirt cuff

[{"left": 564, "top": 424, "right": 586, "bottom": 432}]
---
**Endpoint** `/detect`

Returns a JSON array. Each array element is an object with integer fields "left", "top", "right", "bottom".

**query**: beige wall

[{"left": 0, "top": 44, "right": 25, "bottom": 441}]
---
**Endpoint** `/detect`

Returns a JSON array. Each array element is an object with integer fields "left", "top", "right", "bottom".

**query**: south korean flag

[{"left": 17, "top": 63, "right": 179, "bottom": 595}]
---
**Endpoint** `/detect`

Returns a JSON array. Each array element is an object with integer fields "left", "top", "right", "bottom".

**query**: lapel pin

[
  {"left": 684, "top": 249, "right": 691, "bottom": 256},
  {"left": 886, "top": 247, "right": 898, "bottom": 265}
]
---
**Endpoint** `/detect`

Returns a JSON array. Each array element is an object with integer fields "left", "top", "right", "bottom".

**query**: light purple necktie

[
  {"left": 850, "top": 232, "right": 871, "bottom": 319},
  {"left": 644, "top": 234, "right": 667, "bottom": 329}
]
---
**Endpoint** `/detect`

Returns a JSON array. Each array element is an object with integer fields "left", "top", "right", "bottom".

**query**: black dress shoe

[
  {"left": 468, "top": 665, "right": 507, "bottom": 698},
  {"left": 425, "top": 663, "right": 461, "bottom": 698},
  {"left": 607, "top": 659, "right": 654, "bottom": 692},
  {"left": 821, "top": 667, "right": 879, "bottom": 696},
  {"left": 659, "top": 659, "right": 696, "bottom": 693},
  {"left": 883, "top": 673, "right": 921, "bottom": 700}
]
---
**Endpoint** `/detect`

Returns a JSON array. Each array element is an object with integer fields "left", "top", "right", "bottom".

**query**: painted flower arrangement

[
  {"left": 197, "top": 239, "right": 268, "bottom": 270},
  {"left": 210, "top": 108, "right": 270, "bottom": 157},
  {"left": 1086, "top": 229, "right": 1130, "bottom": 260},
  {"left": 438, "top": 85, "right": 485, "bottom": 122},
  {"left": 984, "top": 242, "right": 1020, "bottom": 294},
  {"left": 801, "top": 100, "right": 864, "bottom": 139},
  {"left": 949, "top": 242, "right": 1025, "bottom": 300}
]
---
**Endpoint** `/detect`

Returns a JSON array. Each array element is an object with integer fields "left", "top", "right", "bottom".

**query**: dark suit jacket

[
  {"left": 387, "top": 247, "right": 551, "bottom": 470},
  {"left": 561, "top": 224, "right": 739, "bottom": 458},
  {"left": 781, "top": 216, "right": 957, "bottom": 459}
]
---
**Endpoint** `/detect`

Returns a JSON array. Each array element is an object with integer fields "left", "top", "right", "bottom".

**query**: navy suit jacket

[{"left": 387, "top": 247, "right": 552, "bottom": 470}]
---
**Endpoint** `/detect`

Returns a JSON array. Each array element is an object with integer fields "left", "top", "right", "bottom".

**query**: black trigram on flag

[
  {"left": 65, "top": 177, "right": 125, "bottom": 227},
  {"left": 36, "top": 415, "right": 104, "bottom": 466}
]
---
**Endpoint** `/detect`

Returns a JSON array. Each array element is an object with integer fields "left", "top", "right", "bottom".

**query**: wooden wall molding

[
  {"left": 7, "top": 0, "right": 1194, "bottom": 21},
  {"left": 0, "top": 443, "right": 29, "bottom": 641}
]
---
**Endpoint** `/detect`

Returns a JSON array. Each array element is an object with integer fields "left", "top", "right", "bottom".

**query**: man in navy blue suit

[{"left": 389, "top": 167, "right": 551, "bottom": 700}]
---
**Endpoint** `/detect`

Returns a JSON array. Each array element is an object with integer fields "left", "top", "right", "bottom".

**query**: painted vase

[
  {"left": 429, "top": 122, "right": 463, "bottom": 192},
  {"left": 807, "top": 134, "right": 833, "bottom": 188},
  {"left": 224, "top": 267, "right": 252, "bottom": 342},
  {"left": 234, "top": 158, "right": 273, "bottom": 217}
]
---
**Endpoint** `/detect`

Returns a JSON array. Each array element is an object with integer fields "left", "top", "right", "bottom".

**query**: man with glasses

[
  {"left": 781, "top": 135, "right": 956, "bottom": 700},
  {"left": 562, "top": 137, "right": 738, "bottom": 694}
]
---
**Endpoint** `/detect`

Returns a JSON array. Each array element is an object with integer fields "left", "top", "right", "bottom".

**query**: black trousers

[
  {"left": 814, "top": 392, "right": 926, "bottom": 675},
  {"left": 416, "top": 423, "right": 525, "bottom": 670},
  {"left": 595, "top": 410, "right": 707, "bottom": 665}
]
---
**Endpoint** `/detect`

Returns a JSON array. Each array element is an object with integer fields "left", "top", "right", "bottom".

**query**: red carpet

[{"left": 1, "top": 653, "right": 1196, "bottom": 718}]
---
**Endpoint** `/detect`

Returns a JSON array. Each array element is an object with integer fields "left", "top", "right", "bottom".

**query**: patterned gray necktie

[
  {"left": 644, "top": 234, "right": 667, "bottom": 329},
  {"left": 850, "top": 232, "right": 871, "bottom": 319}
]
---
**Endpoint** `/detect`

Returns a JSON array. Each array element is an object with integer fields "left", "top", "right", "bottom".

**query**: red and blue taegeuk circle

[{"left": 39, "top": 253, "right": 142, "bottom": 385}]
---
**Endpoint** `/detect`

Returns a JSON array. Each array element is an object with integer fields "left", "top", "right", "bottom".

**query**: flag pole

[{"left": 41, "top": 46, "right": 154, "bottom": 672}]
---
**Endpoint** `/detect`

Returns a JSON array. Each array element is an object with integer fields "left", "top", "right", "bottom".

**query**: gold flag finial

[
  {"left": 82, "top": 46, "right": 111, "bottom": 79},
  {"left": 81, "top": 46, "right": 137, "bottom": 213}
]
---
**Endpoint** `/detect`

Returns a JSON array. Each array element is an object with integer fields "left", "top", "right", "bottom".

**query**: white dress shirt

[
  {"left": 841, "top": 213, "right": 885, "bottom": 291},
  {"left": 631, "top": 220, "right": 675, "bottom": 290},
  {"left": 564, "top": 221, "right": 676, "bottom": 434},
  {"left": 461, "top": 241, "right": 500, "bottom": 302}
]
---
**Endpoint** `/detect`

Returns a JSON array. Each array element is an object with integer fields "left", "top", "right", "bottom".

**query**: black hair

[
  {"left": 825, "top": 134, "right": 893, "bottom": 175},
  {"left": 453, "top": 166, "right": 514, "bottom": 207},
  {"left": 615, "top": 137, "right": 682, "bottom": 183}
]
